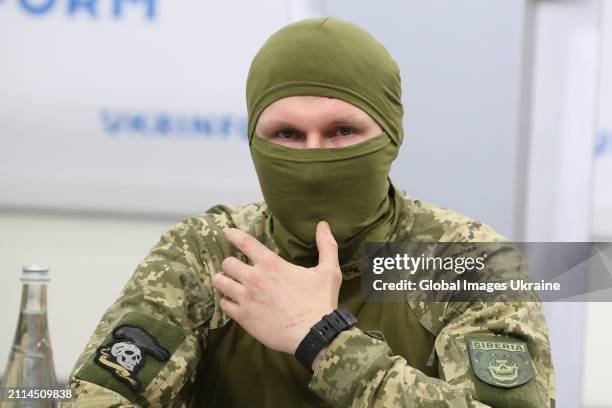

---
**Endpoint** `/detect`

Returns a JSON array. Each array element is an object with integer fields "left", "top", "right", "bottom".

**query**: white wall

[
  {"left": 593, "top": 0, "right": 612, "bottom": 239},
  {"left": 582, "top": 303, "right": 612, "bottom": 407},
  {"left": 583, "top": 1, "right": 612, "bottom": 407},
  {"left": 524, "top": 1, "right": 609, "bottom": 407}
]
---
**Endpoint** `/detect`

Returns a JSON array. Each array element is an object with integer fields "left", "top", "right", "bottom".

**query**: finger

[
  {"left": 221, "top": 256, "right": 252, "bottom": 284},
  {"left": 219, "top": 297, "right": 242, "bottom": 322},
  {"left": 212, "top": 273, "right": 245, "bottom": 302},
  {"left": 224, "top": 228, "right": 274, "bottom": 264},
  {"left": 316, "top": 221, "right": 339, "bottom": 269}
]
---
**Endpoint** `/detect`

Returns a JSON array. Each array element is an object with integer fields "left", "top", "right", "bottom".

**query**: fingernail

[{"left": 321, "top": 221, "right": 332, "bottom": 237}]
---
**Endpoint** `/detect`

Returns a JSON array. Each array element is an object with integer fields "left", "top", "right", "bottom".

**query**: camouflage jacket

[{"left": 64, "top": 192, "right": 555, "bottom": 407}]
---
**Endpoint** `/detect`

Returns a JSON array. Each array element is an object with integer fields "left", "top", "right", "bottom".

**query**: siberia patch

[
  {"left": 75, "top": 312, "right": 187, "bottom": 402},
  {"left": 466, "top": 336, "right": 534, "bottom": 388}
]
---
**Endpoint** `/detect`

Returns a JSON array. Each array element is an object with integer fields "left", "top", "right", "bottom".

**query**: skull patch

[
  {"left": 95, "top": 325, "right": 170, "bottom": 391},
  {"left": 466, "top": 336, "right": 534, "bottom": 388},
  {"left": 486, "top": 352, "right": 520, "bottom": 382},
  {"left": 111, "top": 342, "right": 143, "bottom": 372}
]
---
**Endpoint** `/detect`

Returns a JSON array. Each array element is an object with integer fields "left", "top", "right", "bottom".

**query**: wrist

[
  {"left": 294, "top": 309, "right": 357, "bottom": 371},
  {"left": 290, "top": 307, "right": 334, "bottom": 354}
]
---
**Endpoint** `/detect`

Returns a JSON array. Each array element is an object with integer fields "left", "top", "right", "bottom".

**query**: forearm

[
  {"left": 309, "top": 299, "right": 554, "bottom": 408},
  {"left": 309, "top": 328, "right": 489, "bottom": 408}
]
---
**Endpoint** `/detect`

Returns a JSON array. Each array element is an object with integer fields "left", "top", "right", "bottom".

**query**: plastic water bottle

[{"left": 0, "top": 265, "right": 58, "bottom": 407}]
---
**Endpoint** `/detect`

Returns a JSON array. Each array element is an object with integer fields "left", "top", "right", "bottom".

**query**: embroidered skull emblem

[
  {"left": 487, "top": 353, "right": 519, "bottom": 382},
  {"left": 111, "top": 342, "right": 142, "bottom": 372},
  {"left": 95, "top": 325, "right": 173, "bottom": 391}
]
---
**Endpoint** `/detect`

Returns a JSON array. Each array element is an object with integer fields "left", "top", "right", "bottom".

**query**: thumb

[{"left": 316, "top": 221, "right": 339, "bottom": 269}]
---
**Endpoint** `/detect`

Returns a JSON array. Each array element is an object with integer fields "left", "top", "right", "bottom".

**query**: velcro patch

[
  {"left": 76, "top": 312, "right": 187, "bottom": 402},
  {"left": 466, "top": 336, "right": 534, "bottom": 388}
]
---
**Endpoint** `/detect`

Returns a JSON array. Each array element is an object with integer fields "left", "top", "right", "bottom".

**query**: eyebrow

[
  {"left": 261, "top": 120, "right": 296, "bottom": 130},
  {"left": 262, "top": 113, "right": 364, "bottom": 130},
  {"left": 328, "top": 113, "right": 362, "bottom": 125}
]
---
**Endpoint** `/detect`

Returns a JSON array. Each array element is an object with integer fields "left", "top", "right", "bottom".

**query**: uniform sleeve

[
  {"left": 62, "top": 218, "right": 215, "bottom": 408},
  {"left": 308, "top": 300, "right": 555, "bottom": 408},
  {"left": 309, "top": 238, "right": 555, "bottom": 407}
]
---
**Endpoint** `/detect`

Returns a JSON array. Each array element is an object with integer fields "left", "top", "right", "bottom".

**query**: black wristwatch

[{"left": 294, "top": 309, "right": 357, "bottom": 371}]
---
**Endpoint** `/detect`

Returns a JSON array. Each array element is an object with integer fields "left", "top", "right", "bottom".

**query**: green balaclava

[{"left": 246, "top": 17, "right": 405, "bottom": 270}]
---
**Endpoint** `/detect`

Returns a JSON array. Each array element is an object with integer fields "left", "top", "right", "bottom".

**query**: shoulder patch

[
  {"left": 94, "top": 325, "right": 170, "bottom": 391},
  {"left": 466, "top": 336, "right": 534, "bottom": 388},
  {"left": 76, "top": 312, "right": 187, "bottom": 401}
]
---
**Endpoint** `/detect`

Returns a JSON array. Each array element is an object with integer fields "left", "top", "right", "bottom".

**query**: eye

[
  {"left": 334, "top": 127, "right": 357, "bottom": 137},
  {"left": 275, "top": 129, "right": 300, "bottom": 139}
]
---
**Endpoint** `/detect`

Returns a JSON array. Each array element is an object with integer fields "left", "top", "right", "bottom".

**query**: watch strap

[{"left": 294, "top": 309, "right": 357, "bottom": 371}]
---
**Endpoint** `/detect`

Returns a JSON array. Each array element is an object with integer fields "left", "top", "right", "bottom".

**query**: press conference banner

[{"left": 0, "top": 0, "right": 290, "bottom": 216}]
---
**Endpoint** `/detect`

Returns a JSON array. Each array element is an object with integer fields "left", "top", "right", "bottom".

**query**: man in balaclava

[{"left": 66, "top": 18, "right": 555, "bottom": 408}]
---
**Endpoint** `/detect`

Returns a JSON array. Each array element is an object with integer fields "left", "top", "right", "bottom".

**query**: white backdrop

[
  {"left": 0, "top": 0, "right": 290, "bottom": 215},
  {"left": 593, "top": 0, "right": 612, "bottom": 239}
]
